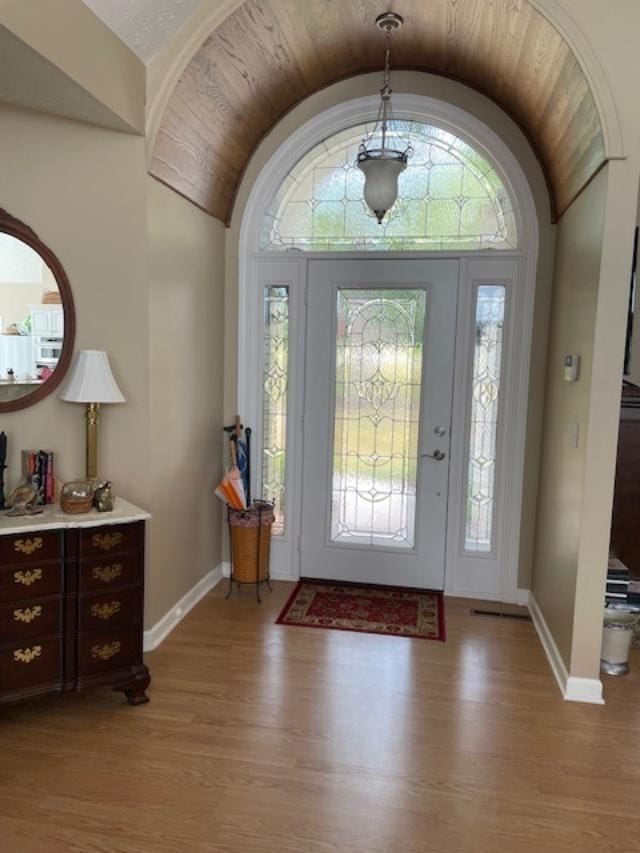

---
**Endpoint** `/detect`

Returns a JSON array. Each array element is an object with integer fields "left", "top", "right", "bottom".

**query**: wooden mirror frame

[{"left": 0, "top": 208, "right": 76, "bottom": 412}]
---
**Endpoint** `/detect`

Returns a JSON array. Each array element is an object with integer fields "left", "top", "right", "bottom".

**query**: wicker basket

[
  {"left": 228, "top": 501, "right": 274, "bottom": 583},
  {"left": 60, "top": 481, "right": 94, "bottom": 514},
  {"left": 60, "top": 495, "right": 93, "bottom": 514}
]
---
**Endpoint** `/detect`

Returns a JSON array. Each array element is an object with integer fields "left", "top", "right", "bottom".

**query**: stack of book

[
  {"left": 21, "top": 450, "right": 55, "bottom": 505},
  {"left": 629, "top": 577, "right": 640, "bottom": 608},
  {"left": 606, "top": 557, "right": 640, "bottom": 612}
]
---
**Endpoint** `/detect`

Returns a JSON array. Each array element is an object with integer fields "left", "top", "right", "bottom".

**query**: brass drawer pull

[
  {"left": 92, "top": 532, "right": 123, "bottom": 551},
  {"left": 14, "top": 646, "right": 42, "bottom": 664},
  {"left": 14, "top": 537, "right": 43, "bottom": 556},
  {"left": 91, "top": 601, "right": 121, "bottom": 621},
  {"left": 92, "top": 564, "right": 122, "bottom": 583},
  {"left": 14, "top": 568, "right": 43, "bottom": 586},
  {"left": 91, "top": 642, "right": 121, "bottom": 661},
  {"left": 14, "top": 606, "right": 42, "bottom": 624}
]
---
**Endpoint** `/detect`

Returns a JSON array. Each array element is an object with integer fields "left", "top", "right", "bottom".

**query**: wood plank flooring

[{"left": 1, "top": 582, "right": 639, "bottom": 853}]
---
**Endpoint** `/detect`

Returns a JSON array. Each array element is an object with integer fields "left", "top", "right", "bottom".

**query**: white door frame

[{"left": 237, "top": 95, "right": 540, "bottom": 604}]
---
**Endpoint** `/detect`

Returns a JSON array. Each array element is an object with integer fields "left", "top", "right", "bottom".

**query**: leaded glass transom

[
  {"left": 262, "top": 286, "right": 289, "bottom": 536},
  {"left": 259, "top": 121, "right": 518, "bottom": 252},
  {"left": 465, "top": 284, "right": 506, "bottom": 552},
  {"left": 331, "top": 288, "right": 425, "bottom": 548}
]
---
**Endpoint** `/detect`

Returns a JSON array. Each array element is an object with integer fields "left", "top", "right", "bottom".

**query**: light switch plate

[
  {"left": 568, "top": 421, "right": 580, "bottom": 448},
  {"left": 564, "top": 353, "right": 580, "bottom": 381}
]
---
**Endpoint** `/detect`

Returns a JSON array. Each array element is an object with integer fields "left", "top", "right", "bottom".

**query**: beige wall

[
  {"left": 0, "top": 106, "right": 226, "bottom": 631},
  {"left": 531, "top": 168, "right": 608, "bottom": 665},
  {"left": 146, "top": 177, "right": 225, "bottom": 625},
  {"left": 0, "top": 0, "right": 145, "bottom": 132},
  {"left": 531, "top": 159, "right": 640, "bottom": 677},
  {"left": 0, "top": 104, "right": 150, "bottom": 506},
  {"left": 570, "top": 159, "right": 639, "bottom": 678}
]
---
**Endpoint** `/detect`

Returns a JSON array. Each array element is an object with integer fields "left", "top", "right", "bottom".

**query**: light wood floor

[{"left": 1, "top": 582, "right": 639, "bottom": 853}]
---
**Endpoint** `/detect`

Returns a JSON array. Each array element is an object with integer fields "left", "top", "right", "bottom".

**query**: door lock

[
  {"left": 421, "top": 449, "right": 446, "bottom": 461},
  {"left": 434, "top": 426, "right": 447, "bottom": 437}
]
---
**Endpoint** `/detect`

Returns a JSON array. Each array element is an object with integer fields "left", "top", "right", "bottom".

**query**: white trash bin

[{"left": 601, "top": 609, "right": 637, "bottom": 675}]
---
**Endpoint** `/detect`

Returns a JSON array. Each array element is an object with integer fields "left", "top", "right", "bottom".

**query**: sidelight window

[
  {"left": 464, "top": 284, "right": 506, "bottom": 552},
  {"left": 262, "top": 286, "right": 289, "bottom": 535}
]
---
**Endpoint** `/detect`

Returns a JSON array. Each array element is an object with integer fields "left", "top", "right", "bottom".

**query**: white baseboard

[
  {"left": 444, "top": 588, "right": 502, "bottom": 602},
  {"left": 444, "top": 588, "right": 530, "bottom": 606},
  {"left": 565, "top": 676, "right": 604, "bottom": 704},
  {"left": 528, "top": 593, "right": 604, "bottom": 705},
  {"left": 222, "top": 560, "right": 296, "bottom": 583},
  {"left": 528, "top": 593, "right": 569, "bottom": 697},
  {"left": 271, "top": 569, "right": 297, "bottom": 581},
  {"left": 143, "top": 564, "right": 223, "bottom": 652}
]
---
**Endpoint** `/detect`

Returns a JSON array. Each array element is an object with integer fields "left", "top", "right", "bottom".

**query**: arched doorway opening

[{"left": 237, "top": 89, "right": 544, "bottom": 603}]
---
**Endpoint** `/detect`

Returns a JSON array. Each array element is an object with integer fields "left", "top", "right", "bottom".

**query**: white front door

[{"left": 300, "top": 259, "right": 459, "bottom": 589}]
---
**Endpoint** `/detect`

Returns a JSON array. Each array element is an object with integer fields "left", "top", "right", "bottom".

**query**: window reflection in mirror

[{"left": 0, "top": 232, "right": 63, "bottom": 404}]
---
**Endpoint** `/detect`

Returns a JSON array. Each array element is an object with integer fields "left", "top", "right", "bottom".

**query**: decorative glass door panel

[
  {"left": 262, "top": 286, "right": 289, "bottom": 536},
  {"left": 332, "top": 289, "right": 426, "bottom": 549},
  {"left": 465, "top": 284, "right": 506, "bottom": 552},
  {"left": 301, "top": 259, "right": 458, "bottom": 589}
]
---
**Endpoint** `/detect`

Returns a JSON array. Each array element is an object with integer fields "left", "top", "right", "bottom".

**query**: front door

[{"left": 300, "top": 259, "right": 459, "bottom": 589}]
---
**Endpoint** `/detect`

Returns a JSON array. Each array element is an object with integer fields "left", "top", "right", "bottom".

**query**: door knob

[{"left": 421, "top": 449, "right": 446, "bottom": 461}]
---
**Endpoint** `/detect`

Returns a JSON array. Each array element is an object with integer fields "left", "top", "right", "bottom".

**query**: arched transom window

[{"left": 259, "top": 121, "right": 518, "bottom": 252}]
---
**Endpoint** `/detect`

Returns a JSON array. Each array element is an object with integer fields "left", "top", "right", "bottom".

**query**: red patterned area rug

[{"left": 276, "top": 580, "right": 445, "bottom": 641}]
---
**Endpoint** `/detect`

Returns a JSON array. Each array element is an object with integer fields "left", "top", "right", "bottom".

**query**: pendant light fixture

[{"left": 357, "top": 12, "right": 412, "bottom": 224}]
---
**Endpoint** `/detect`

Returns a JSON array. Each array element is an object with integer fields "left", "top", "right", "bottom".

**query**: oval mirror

[{"left": 0, "top": 209, "right": 75, "bottom": 412}]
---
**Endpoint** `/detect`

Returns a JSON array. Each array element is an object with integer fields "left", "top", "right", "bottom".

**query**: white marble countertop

[{"left": 0, "top": 497, "right": 150, "bottom": 535}]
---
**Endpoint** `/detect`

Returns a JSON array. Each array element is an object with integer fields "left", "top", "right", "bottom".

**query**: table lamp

[{"left": 59, "top": 350, "right": 125, "bottom": 481}]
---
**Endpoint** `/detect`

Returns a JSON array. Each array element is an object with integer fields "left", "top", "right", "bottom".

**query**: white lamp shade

[
  {"left": 59, "top": 350, "right": 125, "bottom": 404},
  {"left": 358, "top": 157, "right": 406, "bottom": 223}
]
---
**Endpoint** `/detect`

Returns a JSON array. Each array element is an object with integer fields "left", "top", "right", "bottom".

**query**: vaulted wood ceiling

[{"left": 150, "top": 0, "right": 606, "bottom": 224}]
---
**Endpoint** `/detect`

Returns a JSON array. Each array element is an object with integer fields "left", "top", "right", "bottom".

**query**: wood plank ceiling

[{"left": 150, "top": 0, "right": 606, "bottom": 224}]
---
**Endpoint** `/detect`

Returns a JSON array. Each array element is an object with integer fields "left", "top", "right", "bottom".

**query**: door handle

[{"left": 421, "top": 450, "right": 446, "bottom": 461}]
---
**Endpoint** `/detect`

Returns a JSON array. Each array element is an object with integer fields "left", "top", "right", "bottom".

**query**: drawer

[
  {"left": 0, "top": 561, "right": 62, "bottom": 604},
  {"left": 0, "top": 531, "right": 62, "bottom": 565},
  {"left": 78, "top": 588, "right": 140, "bottom": 631},
  {"left": 0, "top": 635, "right": 62, "bottom": 692},
  {"left": 0, "top": 595, "right": 62, "bottom": 643},
  {"left": 77, "top": 626, "right": 139, "bottom": 677},
  {"left": 79, "top": 524, "right": 140, "bottom": 558},
  {"left": 78, "top": 552, "right": 142, "bottom": 593}
]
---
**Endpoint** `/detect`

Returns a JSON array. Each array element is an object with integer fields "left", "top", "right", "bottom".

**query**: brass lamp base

[{"left": 85, "top": 402, "right": 100, "bottom": 481}]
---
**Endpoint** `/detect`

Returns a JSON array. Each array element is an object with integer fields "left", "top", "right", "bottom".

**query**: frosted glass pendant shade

[
  {"left": 358, "top": 156, "right": 406, "bottom": 223},
  {"left": 59, "top": 350, "right": 125, "bottom": 403}
]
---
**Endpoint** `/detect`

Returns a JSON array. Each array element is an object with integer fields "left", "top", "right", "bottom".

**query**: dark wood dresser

[{"left": 0, "top": 499, "right": 150, "bottom": 707}]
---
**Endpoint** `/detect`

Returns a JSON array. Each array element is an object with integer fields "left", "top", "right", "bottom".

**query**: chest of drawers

[{"left": 0, "top": 499, "right": 150, "bottom": 707}]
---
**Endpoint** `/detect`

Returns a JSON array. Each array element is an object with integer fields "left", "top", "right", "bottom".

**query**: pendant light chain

[
  {"left": 380, "top": 24, "right": 392, "bottom": 153},
  {"left": 356, "top": 11, "right": 412, "bottom": 224}
]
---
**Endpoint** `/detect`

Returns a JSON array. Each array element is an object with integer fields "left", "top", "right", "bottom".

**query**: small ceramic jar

[{"left": 601, "top": 609, "right": 637, "bottom": 675}]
